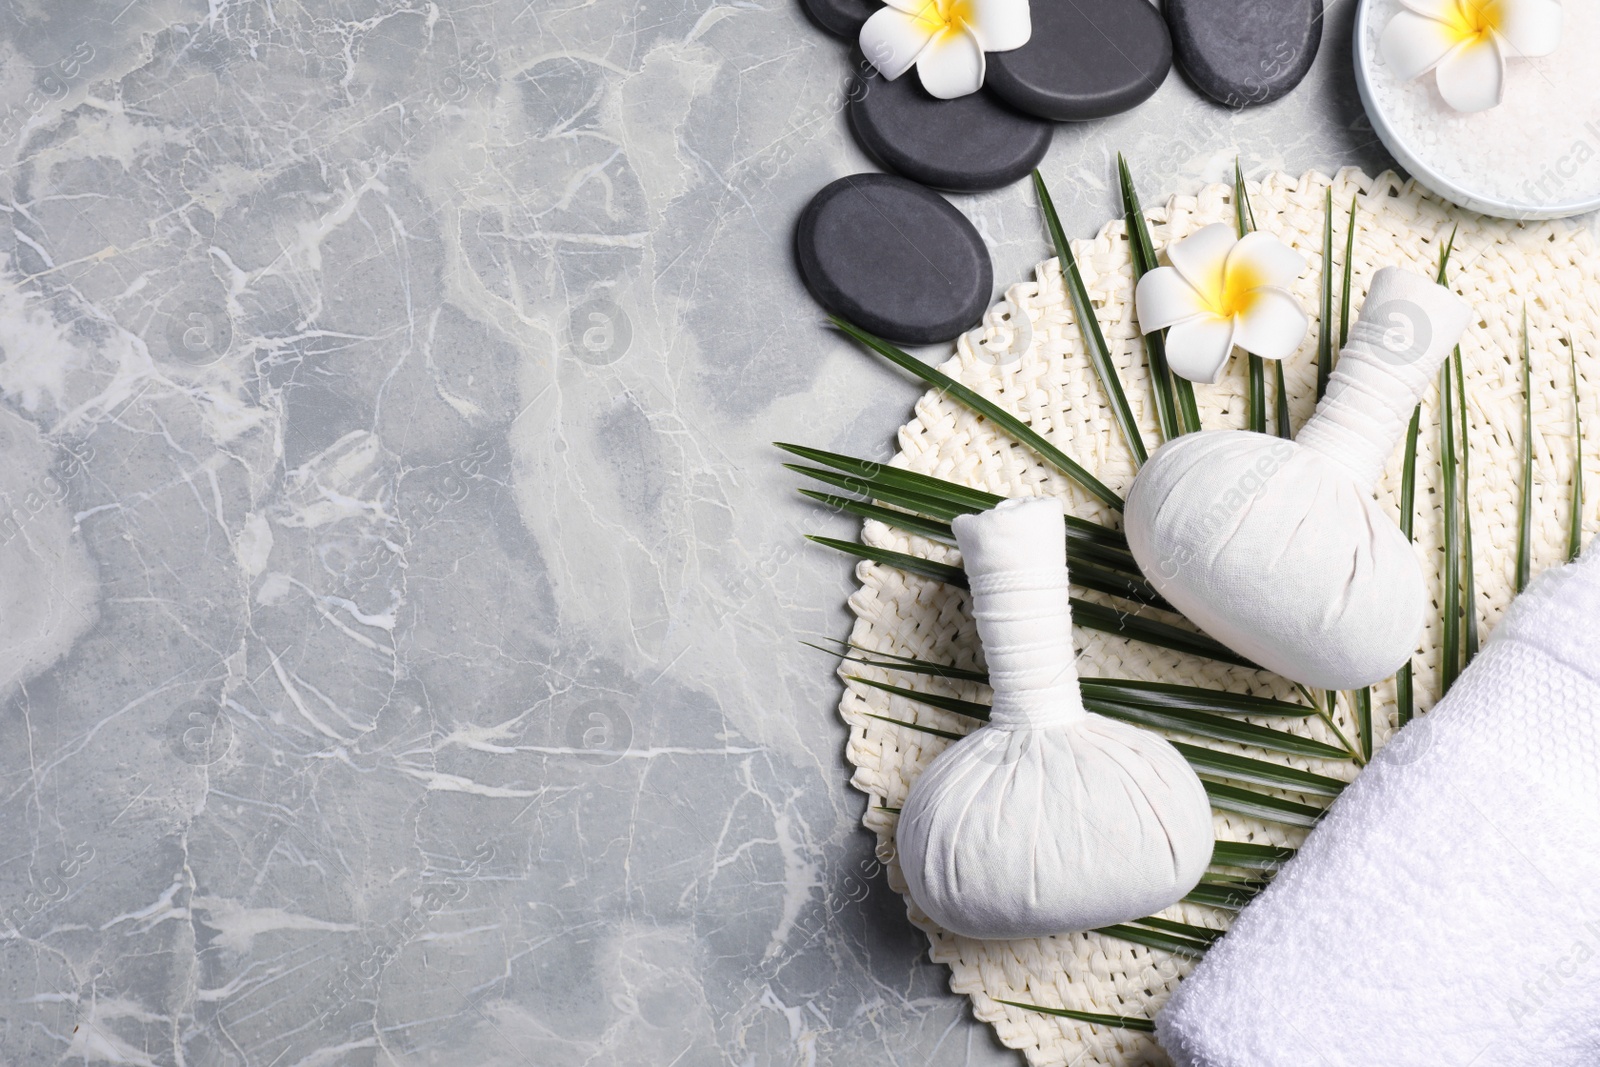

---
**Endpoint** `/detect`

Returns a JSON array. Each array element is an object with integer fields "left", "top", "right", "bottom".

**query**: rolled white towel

[{"left": 1157, "top": 547, "right": 1600, "bottom": 1067}]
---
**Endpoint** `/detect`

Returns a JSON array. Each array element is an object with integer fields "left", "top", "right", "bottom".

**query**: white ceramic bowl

[{"left": 1352, "top": 0, "right": 1600, "bottom": 221}]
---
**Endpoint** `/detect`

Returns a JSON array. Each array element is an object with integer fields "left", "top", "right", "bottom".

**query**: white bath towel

[{"left": 1157, "top": 547, "right": 1600, "bottom": 1067}]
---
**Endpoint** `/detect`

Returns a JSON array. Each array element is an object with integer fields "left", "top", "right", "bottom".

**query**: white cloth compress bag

[
  {"left": 1125, "top": 267, "right": 1472, "bottom": 690},
  {"left": 1157, "top": 546, "right": 1600, "bottom": 1067},
  {"left": 895, "top": 496, "right": 1215, "bottom": 940}
]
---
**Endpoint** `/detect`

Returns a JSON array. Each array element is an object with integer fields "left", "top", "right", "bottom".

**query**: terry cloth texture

[{"left": 1157, "top": 545, "right": 1600, "bottom": 1067}]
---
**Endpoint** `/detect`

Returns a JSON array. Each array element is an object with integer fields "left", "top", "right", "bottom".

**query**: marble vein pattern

[{"left": 0, "top": 0, "right": 1437, "bottom": 1064}]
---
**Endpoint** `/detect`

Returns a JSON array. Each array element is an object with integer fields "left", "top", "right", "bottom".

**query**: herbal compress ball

[
  {"left": 895, "top": 496, "right": 1214, "bottom": 940},
  {"left": 1126, "top": 267, "right": 1472, "bottom": 690}
]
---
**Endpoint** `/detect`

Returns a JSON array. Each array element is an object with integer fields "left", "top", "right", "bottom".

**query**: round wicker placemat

[{"left": 838, "top": 168, "right": 1600, "bottom": 1066}]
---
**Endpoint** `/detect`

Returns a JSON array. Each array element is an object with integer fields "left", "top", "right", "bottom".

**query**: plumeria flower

[
  {"left": 860, "top": 0, "right": 1031, "bottom": 100},
  {"left": 1134, "top": 223, "right": 1309, "bottom": 386},
  {"left": 1381, "top": 0, "right": 1562, "bottom": 113}
]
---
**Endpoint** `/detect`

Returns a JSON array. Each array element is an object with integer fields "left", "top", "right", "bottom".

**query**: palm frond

[
  {"left": 861, "top": 711, "right": 963, "bottom": 741},
  {"left": 1439, "top": 356, "right": 1461, "bottom": 693},
  {"left": 1210, "top": 840, "right": 1296, "bottom": 871},
  {"left": 785, "top": 464, "right": 1140, "bottom": 574},
  {"left": 1317, "top": 187, "right": 1335, "bottom": 400},
  {"left": 802, "top": 491, "right": 1169, "bottom": 607},
  {"left": 777, "top": 445, "right": 1133, "bottom": 558},
  {"left": 828, "top": 318, "right": 1126, "bottom": 510},
  {"left": 1171, "top": 741, "right": 1346, "bottom": 796},
  {"left": 1273, "top": 363, "right": 1291, "bottom": 438},
  {"left": 1352, "top": 686, "right": 1372, "bottom": 762},
  {"left": 1183, "top": 881, "right": 1260, "bottom": 910},
  {"left": 1235, "top": 162, "right": 1266, "bottom": 433},
  {"left": 814, "top": 640, "right": 1313, "bottom": 716},
  {"left": 800, "top": 490, "right": 955, "bottom": 544},
  {"left": 1095, "top": 922, "right": 1210, "bottom": 959},
  {"left": 1069, "top": 600, "right": 1257, "bottom": 668},
  {"left": 1118, "top": 154, "right": 1182, "bottom": 442},
  {"left": 848, "top": 676, "right": 1350, "bottom": 761},
  {"left": 996, "top": 1000, "right": 1155, "bottom": 1033},
  {"left": 1077, "top": 678, "right": 1314, "bottom": 718},
  {"left": 1571, "top": 337, "right": 1586, "bottom": 561},
  {"left": 1035, "top": 170, "right": 1148, "bottom": 466},
  {"left": 1454, "top": 345, "right": 1479, "bottom": 662},
  {"left": 809, "top": 537, "right": 1253, "bottom": 666},
  {"left": 1339, "top": 194, "right": 1357, "bottom": 348},
  {"left": 1437, "top": 239, "right": 1462, "bottom": 693},
  {"left": 808, "top": 535, "right": 966, "bottom": 587},
  {"left": 1517, "top": 307, "right": 1534, "bottom": 593},
  {"left": 1130, "top": 915, "right": 1225, "bottom": 945},
  {"left": 1203, "top": 780, "right": 1324, "bottom": 828},
  {"left": 1396, "top": 405, "right": 1421, "bottom": 726}
]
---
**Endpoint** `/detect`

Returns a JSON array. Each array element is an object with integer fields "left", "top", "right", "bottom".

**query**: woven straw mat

[{"left": 837, "top": 167, "right": 1600, "bottom": 1066}]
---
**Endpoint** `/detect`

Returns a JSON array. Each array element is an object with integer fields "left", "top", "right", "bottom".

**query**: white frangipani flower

[
  {"left": 859, "top": 0, "right": 1031, "bottom": 100},
  {"left": 1134, "top": 223, "right": 1309, "bottom": 386},
  {"left": 1381, "top": 0, "right": 1562, "bottom": 113}
]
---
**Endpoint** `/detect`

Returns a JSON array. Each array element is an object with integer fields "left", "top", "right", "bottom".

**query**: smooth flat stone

[
  {"left": 798, "top": 0, "right": 876, "bottom": 39},
  {"left": 986, "top": 0, "right": 1172, "bottom": 121},
  {"left": 1166, "top": 0, "right": 1322, "bottom": 107},
  {"left": 847, "top": 65, "right": 1054, "bottom": 192},
  {"left": 795, "top": 173, "right": 993, "bottom": 345}
]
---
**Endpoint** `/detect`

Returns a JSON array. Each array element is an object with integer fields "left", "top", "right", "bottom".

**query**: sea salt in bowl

[{"left": 1353, "top": 0, "right": 1600, "bottom": 220}]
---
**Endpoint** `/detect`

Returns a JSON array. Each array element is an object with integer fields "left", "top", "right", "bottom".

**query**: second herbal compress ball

[
  {"left": 895, "top": 496, "right": 1214, "bottom": 940},
  {"left": 1125, "top": 267, "right": 1472, "bottom": 690}
]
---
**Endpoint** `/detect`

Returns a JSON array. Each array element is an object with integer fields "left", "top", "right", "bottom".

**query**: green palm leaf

[
  {"left": 1352, "top": 686, "right": 1372, "bottom": 762},
  {"left": 847, "top": 676, "right": 1349, "bottom": 761},
  {"left": 1440, "top": 355, "right": 1461, "bottom": 692},
  {"left": 1203, "top": 780, "right": 1324, "bottom": 828},
  {"left": 777, "top": 443, "right": 1001, "bottom": 513},
  {"left": 1210, "top": 840, "right": 1296, "bottom": 871},
  {"left": 1118, "top": 154, "right": 1183, "bottom": 442},
  {"left": 801, "top": 491, "right": 1168, "bottom": 607},
  {"left": 1454, "top": 344, "right": 1479, "bottom": 663},
  {"left": 1096, "top": 922, "right": 1210, "bottom": 959},
  {"left": 1571, "top": 338, "right": 1586, "bottom": 561},
  {"left": 1396, "top": 406, "right": 1422, "bottom": 725},
  {"left": 1317, "top": 187, "right": 1335, "bottom": 401},
  {"left": 816, "top": 640, "right": 1313, "bottom": 717},
  {"left": 809, "top": 537, "right": 1252, "bottom": 666},
  {"left": 778, "top": 449, "right": 1135, "bottom": 566},
  {"left": 828, "top": 318, "right": 1125, "bottom": 510},
  {"left": 1184, "top": 880, "right": 1261, "bottom": 910},
  {"left": 1340, "top": 194, "right": 1357, "bottom": 348},
  {"left": 1518, "top": 307, "right": 1534, "bottom": 593},
  {"left": 1235, "top": 162, "right": 1266, "bottom": 434},
  {"left": 1131, "top": 915, "right": 1225, "bottom": 945},
  {"left": 1438, "top": 244, "right": 1462, "bottom": 693},
  {"left": 1035, "top": 170, "right": 1148, "bottom": 466},
  {"left": 1171, "top": 742, "right": 1345, "bottom": 797},
  {"left": 996, "top": 1000, "right": 1155, "bottom": 1033}
]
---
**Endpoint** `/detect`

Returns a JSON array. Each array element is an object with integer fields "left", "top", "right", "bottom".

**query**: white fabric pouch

[
  {"left": 895, "top": 496, "right": 1215, "bottom": 939},
  {"left": 1125, "top": 267, "right": 1471, "bottom": 689}
]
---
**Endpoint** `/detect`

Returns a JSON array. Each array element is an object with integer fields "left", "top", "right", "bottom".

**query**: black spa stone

[
  {"left": 846, "top": 66, "right": 1054, "bottom": 192},
  {"left": 795, "top": 173, "right": 993, "bottom": 346},
  {"left": 986, "top": 0, "right": 1173, "bottom": 121},
  {"left": 1165, "top": 0, "right": 1323, "bottom": 107},
  {"left": 798, "top": 0, "right": 876, "bottom": 39}
]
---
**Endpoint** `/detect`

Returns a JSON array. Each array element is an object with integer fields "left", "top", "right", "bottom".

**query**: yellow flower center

[
  {"left": 909, "top": 0, "right": 976, "bottom": 36},
  {"left": 1443, "top": 0, "right": 1502, "bottom": 44},
  {"left": 1205, "top": 259, "right": 1265, "bottom": 320}
]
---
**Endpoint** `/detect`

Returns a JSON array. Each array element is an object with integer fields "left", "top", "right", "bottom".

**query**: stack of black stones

[{"left": 794, "top": 0, "right": 1323, "bottom": 345}]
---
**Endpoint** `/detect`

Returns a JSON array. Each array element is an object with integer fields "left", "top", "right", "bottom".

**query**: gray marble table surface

[{"left": 0, "top": 1, "right": 1482, "bottom": 1064}]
